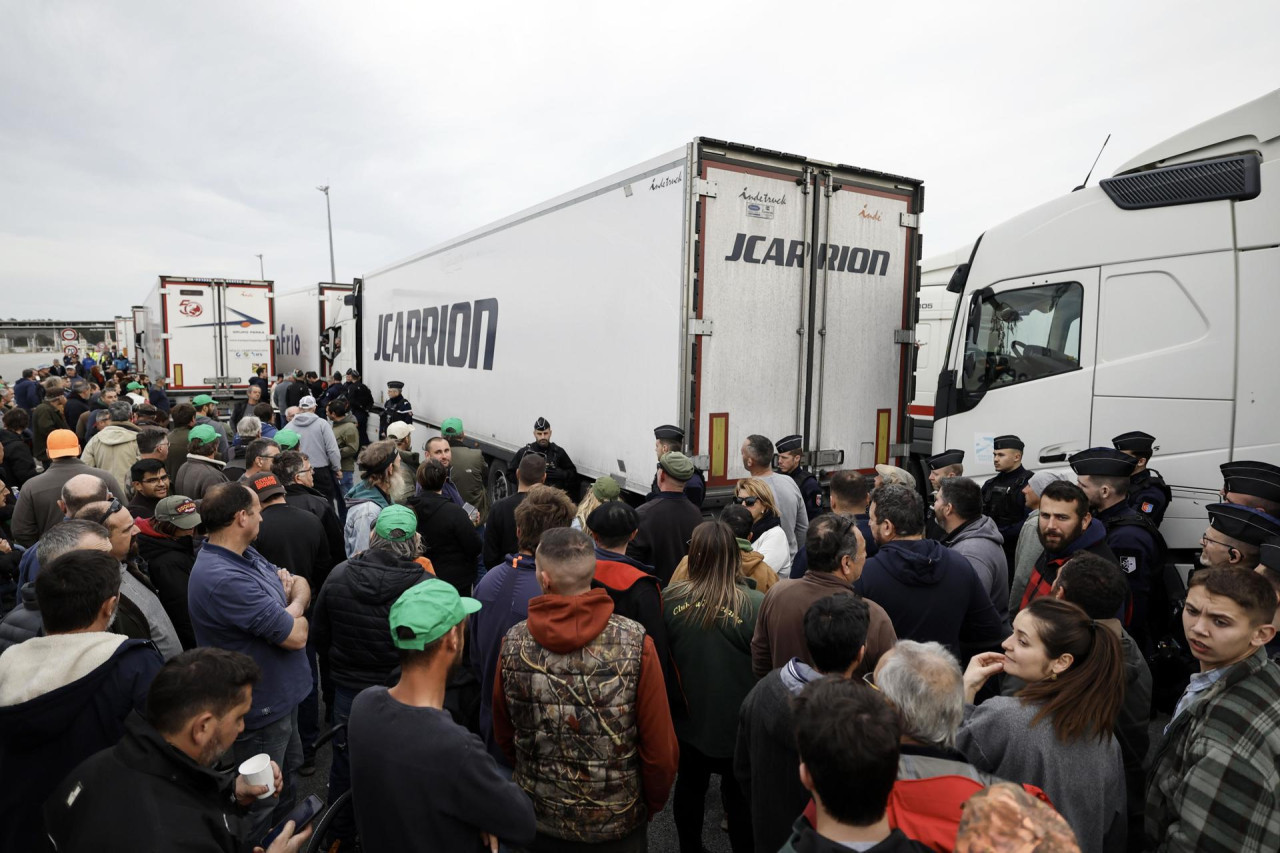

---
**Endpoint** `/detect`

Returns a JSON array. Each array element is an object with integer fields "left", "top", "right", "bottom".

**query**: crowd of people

[{"left": 0, "top": 356, "right": 1277, "bottom": 853}]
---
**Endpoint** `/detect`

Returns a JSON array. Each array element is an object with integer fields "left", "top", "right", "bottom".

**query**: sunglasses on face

[{"left": 733, "top": 496, "right": 760, "bottom": 507}]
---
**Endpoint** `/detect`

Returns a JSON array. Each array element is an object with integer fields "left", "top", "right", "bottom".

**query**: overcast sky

[{"left": 2, "top": 1, "right": 1277, "bottom": 320}]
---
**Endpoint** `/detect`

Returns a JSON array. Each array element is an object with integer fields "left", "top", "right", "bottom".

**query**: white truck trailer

[
  {"left": 136, "top": 276, "right": 276, "bottom": 396},
  {"left": 274, "top": 283, "right": 356, "bottom": 379},
  {"left": 358, "top": 138, "right": 924, "bottom": 501},
  {"left": 932, "top": 87, "right": 1279, "bottom": 554},
  {"left": 906, "top": 246, "right": 965, "bottom": 466},
  {"left": 112, "top": 315, "right": 135, "bottom": 360}
]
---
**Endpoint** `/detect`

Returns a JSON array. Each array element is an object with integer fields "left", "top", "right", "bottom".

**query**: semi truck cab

[{"left": 933, "top": 87, "right": 1280, "bottom": 554}]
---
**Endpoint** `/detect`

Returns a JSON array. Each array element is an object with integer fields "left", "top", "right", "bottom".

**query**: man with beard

[
  {"left": 510, "top": 417, "right": 578, "bottom": 495},
  {"left": 348, "top": 579, "right": 536, "bottom": 851},
  {"left": 1012, "top": 479, "right": 1119, "bottom": 610},
  {"left": 0, "top": 549, "right": 164, "bottom": 852},
  {"left": 1071, "top": 447, "right": 1165, "bottom": 650},
  {"left": 1198, "top": 502, "right": 1280, "bottom": 571},
  {"left": 44, "top": 648, "right": 311, "bottom": 853}
]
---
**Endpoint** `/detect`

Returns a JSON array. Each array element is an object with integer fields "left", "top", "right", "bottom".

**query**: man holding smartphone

[{"left": 45, "top": 648, "right": 311, "bottom": 853}]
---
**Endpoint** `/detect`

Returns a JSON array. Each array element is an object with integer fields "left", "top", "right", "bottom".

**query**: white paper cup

[{"left": 238, "top": 752, "right": 276, "bottom": 800}]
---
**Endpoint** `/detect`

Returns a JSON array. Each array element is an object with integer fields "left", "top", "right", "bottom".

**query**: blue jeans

[
  {"left": 327, "top": 685, "right": 360, "bottom": 840},
  {"left": 233, "top": 707, "right": 303, "bottom": 842}
]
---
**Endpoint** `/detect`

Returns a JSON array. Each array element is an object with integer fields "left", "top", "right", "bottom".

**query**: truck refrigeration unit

[
  {"left": 274, "top": 283, "right": 357, "bottom": 379},
  {"left": 932, "top": 87, "right": 1279, "bottom": 556},
  {"left": 357, "top": 138, "right": 924, "bottom": 502},
  {"left": 136, "top": 276, "right": 276, "bottom": 396}
]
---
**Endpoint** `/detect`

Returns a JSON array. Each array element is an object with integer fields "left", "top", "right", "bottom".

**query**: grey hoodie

[
  {"left": 944, "top": 515, "right": 1009, "bottom": 624},
  {"left": 289, "top": 411, "right": 342, "bottom": 470}
]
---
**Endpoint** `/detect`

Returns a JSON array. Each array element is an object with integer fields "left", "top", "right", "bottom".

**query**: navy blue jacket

[
  {"left": 1096, "top": 501, "right": 1163, "bottom": 646},
  {"left": 1127, "top": 469, "right": 1171, "bottom": 527},
  {"left": 854, "top": 538, "right": 1005, "bottom": 654},
  {"left": 13, "top": 378, "right": 39, "bottom": 412}
]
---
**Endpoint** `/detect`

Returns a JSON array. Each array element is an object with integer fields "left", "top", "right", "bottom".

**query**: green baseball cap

[
  {"left": 375, "top": 505, "right": 418, "bottom": 541},
  {"left": 188, "top": 424, "right": 219, "bottom": 445},
  {"left": 440, "top": 417, "right": 463, "bottom": 436},
  {"left": 192, "top": 393, "right": 215, "bottom": 406},
  {"left": 591, "top": 475, "right": 621, "bottom": 501},
  {"left": 390, "top": 579, "right": 481, "bottom": 650},
  {"left": 126, "top": 381, "right": 144, "bottom": 391},
  {"left": 274, "top": 429, "right": 300, "bottom": 449}
]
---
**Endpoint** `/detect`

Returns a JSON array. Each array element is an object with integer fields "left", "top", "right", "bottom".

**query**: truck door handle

[{"left": 1039, "top": 453, "right": 1067, "bottom": 464}]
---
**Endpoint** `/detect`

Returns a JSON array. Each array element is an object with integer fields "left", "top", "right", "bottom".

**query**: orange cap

[{"left": 46, "top": 429, "right": 80, "bottom": 459}]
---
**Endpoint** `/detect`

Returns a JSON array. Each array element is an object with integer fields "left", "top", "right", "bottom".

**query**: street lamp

[
  {"left": 255, "top": 253, "right": 264, "bottom": 280},
  {"left": 316, "top": 185, "right": 337, "bottom": 285}
]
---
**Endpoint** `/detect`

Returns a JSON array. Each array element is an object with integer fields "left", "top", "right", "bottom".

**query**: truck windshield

[{"left": 961, "top": 281, "right": 1082, "bottom": 394}]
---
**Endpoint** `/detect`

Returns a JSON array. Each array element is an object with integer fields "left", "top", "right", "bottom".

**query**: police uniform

[
  {"left": 646, "top": 424, "right": 705, "bottom": 508},
  {"left": 981, "top": 435, "right": 1034, "bottom": 561},
  {"left": 1112, "top": 431, "right": 1172, "bottom": 526},
  {"left": 1206, "top": 502, "right": 1280, "bottom": 553},
  {"left": 777, "top": 434, "right": 823, "bottom": 521},
  {"left": 1220, "top": 460, "right": 1280, "bottom": 508},
  {"left": 378, "top": 381, "right": 413, "bottom": 439},
  {"left": 344, "top": 369, "right": 375, "bottom": 447},
  {"left": 1070, "top": 448, "right": 1165, "bottom": 651},
  {"left": 510, "top": 417, "right": 578, "bottom": 495},
  {"left": 925, "top": 449, "right": 965, "bottom": 541}
]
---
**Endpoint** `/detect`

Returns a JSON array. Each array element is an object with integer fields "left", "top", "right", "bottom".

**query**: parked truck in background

[
  {"left": 906, "top": 246, "right": 964, "bottom": 468},
  {"left": 931, "top": 87, "right": 1279, "bottom": 555},
  {"left": 274, "top": 283, "right": 356, "bottom": 379},
  {"left": 357, "top": 138, "right": 924, "bottom": 502},
  {"left": 112, "top": 315, "right": 135, "bottom": 360},
  {"left": 135, "top": 276, "right": 276, "bottom": 396}
]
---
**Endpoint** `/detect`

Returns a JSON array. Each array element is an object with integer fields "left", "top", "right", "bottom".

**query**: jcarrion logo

[
  {"left": 178, "top": 300, "right": 203, "bottom": 317},
  {"left": 374, "top": 298, "right": 499, "bottom": 371}
]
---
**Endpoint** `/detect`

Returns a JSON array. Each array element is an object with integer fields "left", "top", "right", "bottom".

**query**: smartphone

[{"left": 261, "top": 794, "right": 323, "bottom": 849}]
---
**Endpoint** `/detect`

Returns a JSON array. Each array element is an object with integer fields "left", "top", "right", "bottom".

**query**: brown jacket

[
  {"left": 670, "top": 541, "right": 778, "bottom": 594},
  {"left": 750, "top": 569, "right": 896, "bottom": 679}
]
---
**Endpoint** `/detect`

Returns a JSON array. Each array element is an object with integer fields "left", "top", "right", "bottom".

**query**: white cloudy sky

[{"left": 2, "top": 1, "right": 1277, "bottom": 319}]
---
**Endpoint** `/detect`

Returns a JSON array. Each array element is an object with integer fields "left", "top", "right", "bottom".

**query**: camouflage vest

[{"left": 499, "top": 614, "right": 646, "bottom": 842}]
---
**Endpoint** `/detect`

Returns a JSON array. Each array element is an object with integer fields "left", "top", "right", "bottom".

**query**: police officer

[
  {"left": 1199, "top": 502, "right": 1280, "bottom": 570},
  {"left": 647, "top": 424, "right": 705, "bottom": 507},
  {"left": 510, "top": 417, "right": 578, "bottom": 496},
  {"left": 1112, "top": 431, "right": 1172, "bottom": 526},
  {"left": 344, "top": 368, "right": 374, "bottom": 447},
  {"left": 981, "top": 435, "right": 1034, "bottom": 568},
  {"left": 378, "top": 380, "right": 413, "bottom": 439},
  {"left": 924, "top": 449, "right": 964, "bottom": 540},
  {"left": 1220, "top": 460, "right": 1280, "bottom": 516},
  {"left": 1070, "top": 447, "right": 1165, "bottom": 651},
  {"left": 774, "top": 434, "right": 823, "bottom": 522}
]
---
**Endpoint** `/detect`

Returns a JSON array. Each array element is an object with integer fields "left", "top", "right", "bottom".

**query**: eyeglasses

[
  {"left": 141, "top": 475, "right": 169, "bottom": 485},
  {"left": 732, "top": 496, "right": 760, "bottom": 507},
  {"left": 299, "top": 466, "right": 314, "bottom": 475},
  {"left": 1201, "top": 534, "right": 1233, "bottom": 549},
  {"left": 88, "top": 497, "right": 123, "bottom": 526},
  {"left": 862, "top": 672, "right": 879, "bottom": 691}
]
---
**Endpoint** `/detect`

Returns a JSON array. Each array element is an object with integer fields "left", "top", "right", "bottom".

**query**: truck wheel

[{"left": 487, "top": 459, "right": 510, "bottom": 505}]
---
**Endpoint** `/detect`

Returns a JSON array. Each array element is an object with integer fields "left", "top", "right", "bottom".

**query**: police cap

[
  {"left": 386, "top": 381, "right": 405, "bottom": 390},
  {"left": 586, "top": 501, "right": 638, "bottom": 539},
  {"left": 1112, "top": 431, "right": 1157, "bottom": 458},
  {"left": 1069, "top": 447, "right": 1137, "bottom": 478},
  {"left": 1207, "top": 503, "right": 1280, "bottom": 547},
  {"left": 1261, "top": 539, "right": 1280, "bottom": 570},
  {"left": 776, "top": 434, "right": 804, "bottom": 454},
  {"left": 1220, "top": 461, "right": 1280, "bottom": 504},
  {"left": 993, "top": 435, "right": 1024, "bottom": 451},
  {"left": 653, "top": 424, "right": 684, "bottom": 441},
  {"left": 534, "top": 417, "right": 550, "bottom": 431},
  {"left": 345, "top": 368, "right": 360, "bottom": 378},
  {"left": 928, "top": 449, "right": 965, "bottom": 470}
]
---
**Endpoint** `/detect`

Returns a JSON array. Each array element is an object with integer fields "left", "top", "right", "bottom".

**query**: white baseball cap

[{"left": 386, "top": 421, "right": 414, "bottom": 440}]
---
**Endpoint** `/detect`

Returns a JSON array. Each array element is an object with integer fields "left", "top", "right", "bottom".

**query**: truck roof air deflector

[{"left": 1100, "top": 153, "right": 1260, "bottom": 210}]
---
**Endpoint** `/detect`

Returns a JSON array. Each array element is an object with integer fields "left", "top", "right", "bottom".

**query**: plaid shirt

[{"left": 1145, "top": 647, "right": 1280, "bottom": 852}]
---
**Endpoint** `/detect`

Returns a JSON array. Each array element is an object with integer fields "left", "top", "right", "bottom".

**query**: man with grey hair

[
  {"left": 741, "top": 434, "right": 807, "bottom": 557},
  {"left": 225, "top": 415, "right": 263, "bottom": 481},
  {"left": 81, "top": 399, "right": 142, "bottom": 491},
  {"left": 15, "top": 474, "right": 111, "bottom": 588},
  {"left": 0, "top": 520, "right": 113, "bottom": 653}
]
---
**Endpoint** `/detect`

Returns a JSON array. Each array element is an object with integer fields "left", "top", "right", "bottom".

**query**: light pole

[
  {"left": 317, "top": 185, "right": 336, "bottom": 285},
  {"left": 255, "top": 253, "right": 264, "bottom": 280}
]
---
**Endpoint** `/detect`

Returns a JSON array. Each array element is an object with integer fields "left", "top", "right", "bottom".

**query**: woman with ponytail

[{"left": 956, "top": 597, "right": 1127, "bottom": 853}]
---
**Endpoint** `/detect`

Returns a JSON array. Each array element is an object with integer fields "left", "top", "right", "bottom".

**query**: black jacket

[
  {"left": 254, "top": 501, "right": 333, "bottom": 589},
  {"left": 63, "top": 395, "right": 93, "bottom": 438},
  {"left": 134, "top": 521, "right": 197, "bottom": 650},
  {"left": 284, "top": 483, "right": 346, "bottom": 569},
  {"left": 482, "top": 491, "right": 525, "bottom": 569},
  {"left": 628, "top": 491, "right": 704, "bottom": 585},
  {"left": 0, "top": 429, "right": 37, "bottom": 489},
  {"left": 45, "top": 714, "right": 249, "bottom": 853},
  {"left": 0, "top": 581, "right": 42, "bottom": 653},
  {"left": 409, "top": 491, "right": 482, "bottom": 595},
  {"left": 312, "top": 549, "right": 429, "bottom": 690}
]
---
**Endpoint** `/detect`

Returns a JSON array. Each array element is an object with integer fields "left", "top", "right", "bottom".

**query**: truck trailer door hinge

[
  {"left": 889, "top": 443, "right": 912, "bottom": 457},
  {"left": 689, "top": 318, "right": 714, "bottom": 336},
  {"left": 899, "top": 212, "right": 920, "bottom": 228},
  {"left": 893, "top": 329, "right": 916, "bottom": 344},
  {"left": 693, "top": 178, "right": 718, "bottom": 198}
]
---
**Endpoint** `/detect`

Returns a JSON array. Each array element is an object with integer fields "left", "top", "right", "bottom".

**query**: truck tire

[{"left": 487, "top": 459, "right": 511, "bottom": 506}]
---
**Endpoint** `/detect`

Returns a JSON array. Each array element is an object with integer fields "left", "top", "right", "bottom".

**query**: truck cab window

[{"left": 961, "top": 282, "right": 1083, "bottom": 394}]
